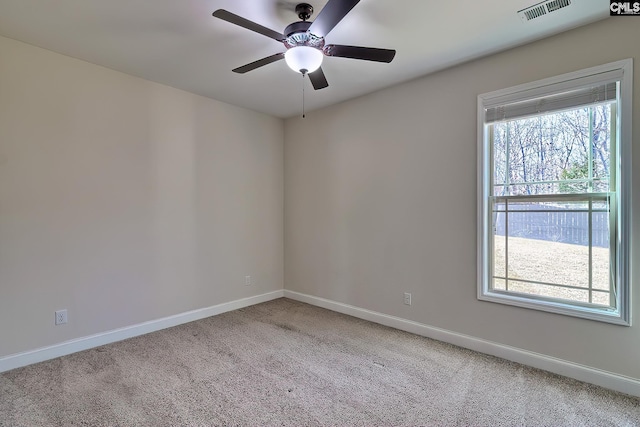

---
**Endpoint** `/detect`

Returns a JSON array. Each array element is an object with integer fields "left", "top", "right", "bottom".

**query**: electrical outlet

[
  {"left": 55, "top": 309, "right": 68, "bottom": 325},
  {"left": 403, "top": 293, "right": 412, "bottom": 306},
  {"left": 245, "top": 275, "right": 251, "bottom": 286}
]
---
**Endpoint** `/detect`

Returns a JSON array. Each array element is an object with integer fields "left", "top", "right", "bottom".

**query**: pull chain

[{"left": 302, "top": 72, "right": 306, "bottom": 119}]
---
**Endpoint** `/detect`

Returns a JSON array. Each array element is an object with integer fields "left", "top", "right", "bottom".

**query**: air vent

[
  {"left": 546, "top": 0, "right": 571, "bottom": 12},
  {"left": 522, "top": 4, "right": 547, "bottom": 20},
  {"left": 518, "top": 0, "right": 572, "bottom": 22}
]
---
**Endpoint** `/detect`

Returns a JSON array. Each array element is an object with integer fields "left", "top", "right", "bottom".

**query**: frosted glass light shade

[{"left": 285, "top": 46, "right": 323, "bottom": 74}]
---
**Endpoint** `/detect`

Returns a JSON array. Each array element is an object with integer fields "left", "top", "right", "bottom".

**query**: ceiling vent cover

[{"left": 519, "top": 0, "right": 572, "bottom": 21}]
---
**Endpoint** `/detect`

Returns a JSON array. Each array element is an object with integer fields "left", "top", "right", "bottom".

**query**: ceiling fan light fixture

[
  {"left": 285, "top": 46, "right": 323, "bottom": 74},
  {"left": 213, "top": 1, "right": 397, "bottom": 90}
]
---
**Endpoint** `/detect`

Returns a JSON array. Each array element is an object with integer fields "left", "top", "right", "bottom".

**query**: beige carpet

[{"left": 1, "top": 298, "right": 638, "bottom": 426}]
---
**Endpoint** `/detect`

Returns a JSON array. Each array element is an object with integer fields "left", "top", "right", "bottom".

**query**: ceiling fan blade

[
  {"left": 232, "top": 53, "right": 285, "bottom": 74},
  {"left": 308, "top": 67, "right": 329, "bottom": 90},
  {"left": 324, "top": 45, "right": 396, "bottom": 63},
  {"left": 213, "top": 9, "right": 285, "bottom": 42},
  {"left": 308, "top": 0, "right": 361, "bottom": 38}
]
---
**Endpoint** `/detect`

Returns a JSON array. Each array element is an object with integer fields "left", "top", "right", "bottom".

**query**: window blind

[{"left": 484, "top": 69, "right": 622, "bottom": 123}]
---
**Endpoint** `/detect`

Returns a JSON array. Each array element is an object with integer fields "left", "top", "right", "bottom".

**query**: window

[{"left": 477, "top": 60, "right": 632, "bottom": 324}]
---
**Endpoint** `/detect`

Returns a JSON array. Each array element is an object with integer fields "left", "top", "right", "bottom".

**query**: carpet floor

[{"left": 1, "top": 298, "right": 638, "bottom": 426}]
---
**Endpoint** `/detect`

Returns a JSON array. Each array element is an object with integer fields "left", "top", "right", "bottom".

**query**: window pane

[
  {"left": 491, "top": 202, "right": 507, "bottom": 290},
  {"left": 497, "top": 106, "right": 611, "bottom": 196},
  {"left": 492, "top": 197, "right": 612, "bottom": 306},
  {"left": 503, "top": 200, "right": 591, "bottom": 246},
  {"left": 592, "top": 210, "right": 611, "bottom": 292},
  {"left": 508, "top": 281, "right": 589, "bottom": 303},
  {"left": 507, "top": 111, "right": 591, "bottom": 194},
  {"left": 493, "top": 278, "right": 506, "bottom": 291},
  {"left": 492, "top": 232, "right": 506, "bottom": 280},
  {"left": 591, "top": 105, "right": 612, "bottom": 189},
  {"left": 506, "top": 234, "right": 589, "bottom": 289},
  {"left": 593, "top": 180, "right": 610, "bottom": 193},
  {"left": 592, "top": 290, "right": 610, "bottom": 306},
  {"left": 493, "top": 124, "right": 507, "bottom": 187}
]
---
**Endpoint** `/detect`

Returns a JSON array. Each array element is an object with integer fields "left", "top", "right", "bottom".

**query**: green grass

[{"left": 492, "top": 236, "right": 611, "bottom": 305}]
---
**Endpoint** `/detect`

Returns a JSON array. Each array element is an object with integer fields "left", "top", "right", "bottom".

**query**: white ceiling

[{"left": 0, "top": 0, "right": 608, "bottom": 118}]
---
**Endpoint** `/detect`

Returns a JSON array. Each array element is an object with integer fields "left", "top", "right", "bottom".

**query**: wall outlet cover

[{"left": 55, "top": 309, "right": 68, "bottom": 325}]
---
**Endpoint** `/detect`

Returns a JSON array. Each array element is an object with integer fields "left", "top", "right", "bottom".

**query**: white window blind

[{"left": 484, "top": 69, "right": 622, "bottom": 123}]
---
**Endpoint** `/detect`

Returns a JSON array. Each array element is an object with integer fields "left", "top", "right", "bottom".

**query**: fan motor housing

[
  {"left": 284, "top": 21, "right": 311, "bottom": 38},
  {"left": 284, "top": 21, "right": 325, "bottom": 49}
]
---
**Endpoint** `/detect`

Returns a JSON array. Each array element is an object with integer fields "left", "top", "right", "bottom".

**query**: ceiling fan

[{"left": 212, "top": 0, "right": 396, "bottom": 90}]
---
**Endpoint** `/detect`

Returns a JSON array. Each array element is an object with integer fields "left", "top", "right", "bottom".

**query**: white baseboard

[
  {"left": 4, "top": 289, "right": 638, "bottom": 398},
  {"left": 0, "top": 290, "right": 284, "bottom": 374},
  {"left": 284, "top": 290, "right": 640, "bottom": 398}
]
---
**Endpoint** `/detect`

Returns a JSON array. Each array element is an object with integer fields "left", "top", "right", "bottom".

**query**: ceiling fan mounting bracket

[{"left": 295, "top": 3, "right": 314, "bottom": 21}]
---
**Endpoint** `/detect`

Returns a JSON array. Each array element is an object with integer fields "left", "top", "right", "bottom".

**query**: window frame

[{"left": 477, "top": 59, "right": 633, "bottom": 325}]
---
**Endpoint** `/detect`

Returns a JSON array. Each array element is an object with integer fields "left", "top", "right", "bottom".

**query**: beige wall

[
  {"left": 284, "top": 17, "right": 639, "bottom": 380},
  {"left": 0, "top": 36, "right": 284, "bottom": 357}
]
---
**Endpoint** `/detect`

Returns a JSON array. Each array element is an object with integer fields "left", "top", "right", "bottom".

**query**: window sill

[{"left": 478, "top": 290, "right": 630, "bottom": 326}]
